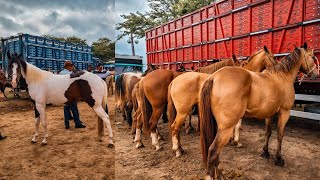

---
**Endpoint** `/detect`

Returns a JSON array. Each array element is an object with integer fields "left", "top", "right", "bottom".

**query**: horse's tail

[
  {"left": 140, "top": 82, "right": 152, "bottom": 133},
  {"left": 115, "top": 74, "right": 125, "bottom": 106},
  {"left": 167, "top": 83, "right": 176, "bottom": 131},
  {"left": 199, "top": 77, "right": 217, "bottom": 166},
  {"left": 98, "top": 80, "right": 109, "bottom": 140}
]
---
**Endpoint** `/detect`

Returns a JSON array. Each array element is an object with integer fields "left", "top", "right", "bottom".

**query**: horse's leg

[
  {"left": 232, "top": 119, "right": 243, "bottom": 148},
  {"left": 149, "top": 107, "right": 164, "bottom": 151},
  {"left": 162, "top": 104, "right": 168, "bottom": 123},
  {"left": 185, "top": 113, "right": 194, "bottom": 134},
  {"left": 275, "top": 110, "right": 290, "bottom": 166},
  {"left": 31, "top": 106, "right": 40, "bottom": 143},
  {"left": 171, "top": 112, "right": 189, "bottom": 157},
  {"left": 93, "top": 105, "right": 114, "bottom": 147},
  {"left": 260, "top": 117, "right": 272, "bottom": 159},
  {"left": 134, "top": 112, "right": 144, "bottom": 148},
  {"left": 125, "top": 102, "right": 133, "bottom": 126},
  {"left": 35, "top": 103, "right": 48, "bottom": 145},
  {"left": 206, "top": 127, "right": 234, "bottom": 180}
]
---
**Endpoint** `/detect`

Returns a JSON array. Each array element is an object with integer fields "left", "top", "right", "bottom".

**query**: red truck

[
  {"left": 145, "top": 0, "right": 320, "bottom": 119},
  {"left": 146, "top": 0, "right": 319, "bottom": 69}
]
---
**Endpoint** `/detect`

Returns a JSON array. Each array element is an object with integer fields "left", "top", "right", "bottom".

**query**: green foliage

[
  {"left": 43, "top": 35, "right": 88, "bottom": 45},
  {"left": 43, "top": 35, "right": 115, "bottom": 63},
  {"left": 117, "top": 0, "right": 212, "bottom": 40},
  {"left": 92, "top": 37, "right": 115, "bottom": 63}
]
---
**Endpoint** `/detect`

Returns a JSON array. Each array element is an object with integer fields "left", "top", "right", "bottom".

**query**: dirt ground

[
  {"left": 1, "top": 90, "right": 320, "bottom": 180},
  {"left": 115, "top": 107, "right": 320, "bottom": 179},
  {"left": 0, "top": 91, "right": 115, "bottom": 179}
]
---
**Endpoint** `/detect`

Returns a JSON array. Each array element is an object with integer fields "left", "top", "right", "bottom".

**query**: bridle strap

[{"left": 299, "top": 49, "right": 319, "bottom": 85}]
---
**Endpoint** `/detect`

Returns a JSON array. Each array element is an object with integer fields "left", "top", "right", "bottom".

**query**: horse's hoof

[
  {"left": 275, "top": 157, "right": 285, "bottom": 167},
  {"left": 157, "top": 135, "right": 164, "bottom": 141},
  {"left": 155, "top": 145, "right": 163, "bottom": 151},
  {"left": 204, "top": 175, "right": 213, "bottom": 180},
  {"left": 31, "top": 140, "right": 37, "bottom": 143},
  {"left": 41, "top": 142, "right": 47, "bottom": 146},
  {"left": 136, "top": 142, "right": 144, "bottom": 149},
  {"left": 107, "top": 143, "right": 115, "bottom": 148},
  {"left": 233, "top": 141, "right": 243, "bottom": 148},
  {"left": 236, "top": 142, "right": 243, "bottom": 148},
  {"left": 175, "top": 150, "right": 183, "bottom": 157},
  {"left": 186, "top": 126, "right": 194, "bottom": 134},
  {"left": 260, "top": 151, "right": 270, "bottom": 159}
]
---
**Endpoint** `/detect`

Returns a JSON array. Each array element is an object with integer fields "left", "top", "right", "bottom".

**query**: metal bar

[
  {"left": 215, "top": 4, "right": 228, "bottom": 57},
  {"left": 295, "top": 94, "right": 320, "bottom": 102},
  {"left": 290, "top": 110, "right": 320, "bottom": 121}
]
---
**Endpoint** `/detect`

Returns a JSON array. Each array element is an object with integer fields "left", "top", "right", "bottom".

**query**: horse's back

[{"left": 141, "top": 69, "right": 176, "bottom": 104}]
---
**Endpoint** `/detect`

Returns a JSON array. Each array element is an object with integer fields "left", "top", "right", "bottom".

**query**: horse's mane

[
  {"left": 25, "top": 63, "right": 53, "bottom": 82},
  {"left": 197, "top": 59, "right": 234, "bottom": 74},
  {"left": 247, "top": 50, "right": 263, "bottom": 62},
  {"left": 266, "top": 48, "right": 302, "bottom": 74}
]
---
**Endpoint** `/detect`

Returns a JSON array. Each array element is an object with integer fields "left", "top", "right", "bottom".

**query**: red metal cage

[{"left": 146, "top": 0, "right": 320, "bottom": 71}]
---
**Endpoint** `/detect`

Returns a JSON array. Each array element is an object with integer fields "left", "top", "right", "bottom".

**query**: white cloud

[{"left": 0, "top": 0, "right": 115, "bottom": 45}]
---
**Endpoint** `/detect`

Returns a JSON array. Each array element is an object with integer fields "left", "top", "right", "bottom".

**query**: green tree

[
  {"left": 117, "top": 0, "right": 212, "bottom": 40},
  {"left": 92, "top": 37, "right": 115, "bottom": 63},
  {"left": 43, "top": 35, "right": 88, "bottom": 46}
]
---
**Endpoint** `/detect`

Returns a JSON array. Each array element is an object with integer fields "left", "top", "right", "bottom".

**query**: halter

[{"left": 298, "top": 49, "right": 319, "bottom": 85}]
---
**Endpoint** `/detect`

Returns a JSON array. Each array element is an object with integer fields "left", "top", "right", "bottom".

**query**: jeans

[{"left": 64, "top": 101, "right": 81, "bottom": 127}]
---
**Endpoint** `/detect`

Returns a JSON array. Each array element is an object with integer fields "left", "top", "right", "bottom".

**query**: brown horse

[
  {"left": 0, "top": 70, "right": 8, "bottom": 99},
  {"left": 105, "top": 72, "right": 114, "bottom": 96},
  {"left": 134, "top": 69, "right": 183, "bottom": 150},
  {"left": 168, "top": 47, "right": 277, "bottom": 157},
  {"left": 115, "top": 72, "right": 142, "bottom": 126},
  {"left": 199, "top": 43, "right": 318, "bottom": 179}
]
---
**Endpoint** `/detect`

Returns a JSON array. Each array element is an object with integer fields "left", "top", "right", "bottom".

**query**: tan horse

[
  {"left": 168, "top": 47, "right": 277, "bottom": 157},
  {"left": 199, "top": 43, "right": 318, "bottom": 179},
  {"left": 105, "top": 72, "right": 114, "bottom": 96},
  {"left": 134, "top": 69, "right": 183, "bottom": 150},
  {"left": 115, "top": 72, "right": 142, "bottom": 126}
]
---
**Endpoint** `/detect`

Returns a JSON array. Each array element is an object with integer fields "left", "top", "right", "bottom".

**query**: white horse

[{"left": 7, "top": 52, "right": 114, "bottom": 147}]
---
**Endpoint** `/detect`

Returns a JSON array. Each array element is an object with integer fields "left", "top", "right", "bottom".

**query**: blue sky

[
  {"left": 0, "top": 0, "right": 115, "bottom": 45},
  {"left": 115, "top": 0, "right": 150, "bottom": 69}
]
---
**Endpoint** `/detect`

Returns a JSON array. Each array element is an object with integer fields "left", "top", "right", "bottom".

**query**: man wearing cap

[
  {"left": 93, "top": 64, "right": 114, "bottom": 80},
  {"left": 59, "top": 61, "right": 86, "bottom": 129}
]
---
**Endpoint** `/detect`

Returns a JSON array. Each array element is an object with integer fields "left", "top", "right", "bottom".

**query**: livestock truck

[
  {"left": 1, "top": 33, "right": 94, "bottom": 73},
  {"left": 145, "top": 0, "right": 320, "bottom": 120}
]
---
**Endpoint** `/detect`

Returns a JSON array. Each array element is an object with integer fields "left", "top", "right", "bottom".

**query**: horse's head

[
  {"left": 299, "top": 42, "right": 319, "bottom": 80},
  {"left": 7, "top": 52, "right": 24, "bottom": 88},
  {"left": 242, "top": 46, "right": 277, "bottom": 72}
]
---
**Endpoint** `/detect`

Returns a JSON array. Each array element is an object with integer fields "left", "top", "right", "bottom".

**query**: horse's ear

[
  {"left": 7, "top": 51, "right": 11, "bottom": 60},
  {"left": 18, "top": 53, "right": 23, "bottom": 59},
  {"left": 303, "top": 42, "right": 308, "bottom": 50},
  {"left": 232, "top": 54, "right": 237, "bottom": 61},
  {"left": 293, "top": 44, "right": 298, "bottom": 49},
  {"left": 263, "top": 46, "right": 269, "bottom": 53}
]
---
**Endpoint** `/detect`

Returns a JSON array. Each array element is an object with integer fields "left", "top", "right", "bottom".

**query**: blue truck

[{"left": 1, "top": 33, "right": 94, "bottom": 73}]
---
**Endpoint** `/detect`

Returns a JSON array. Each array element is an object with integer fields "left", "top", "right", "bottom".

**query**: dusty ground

[
  {"left": 0, "top": 90, "right": 115, "bottom": 179},
  {"left": 115, "top": 108, "right": 320, "bottom": 179},
  {"left": 1, "top": 89, "right": 320, "bottom": 180}
]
